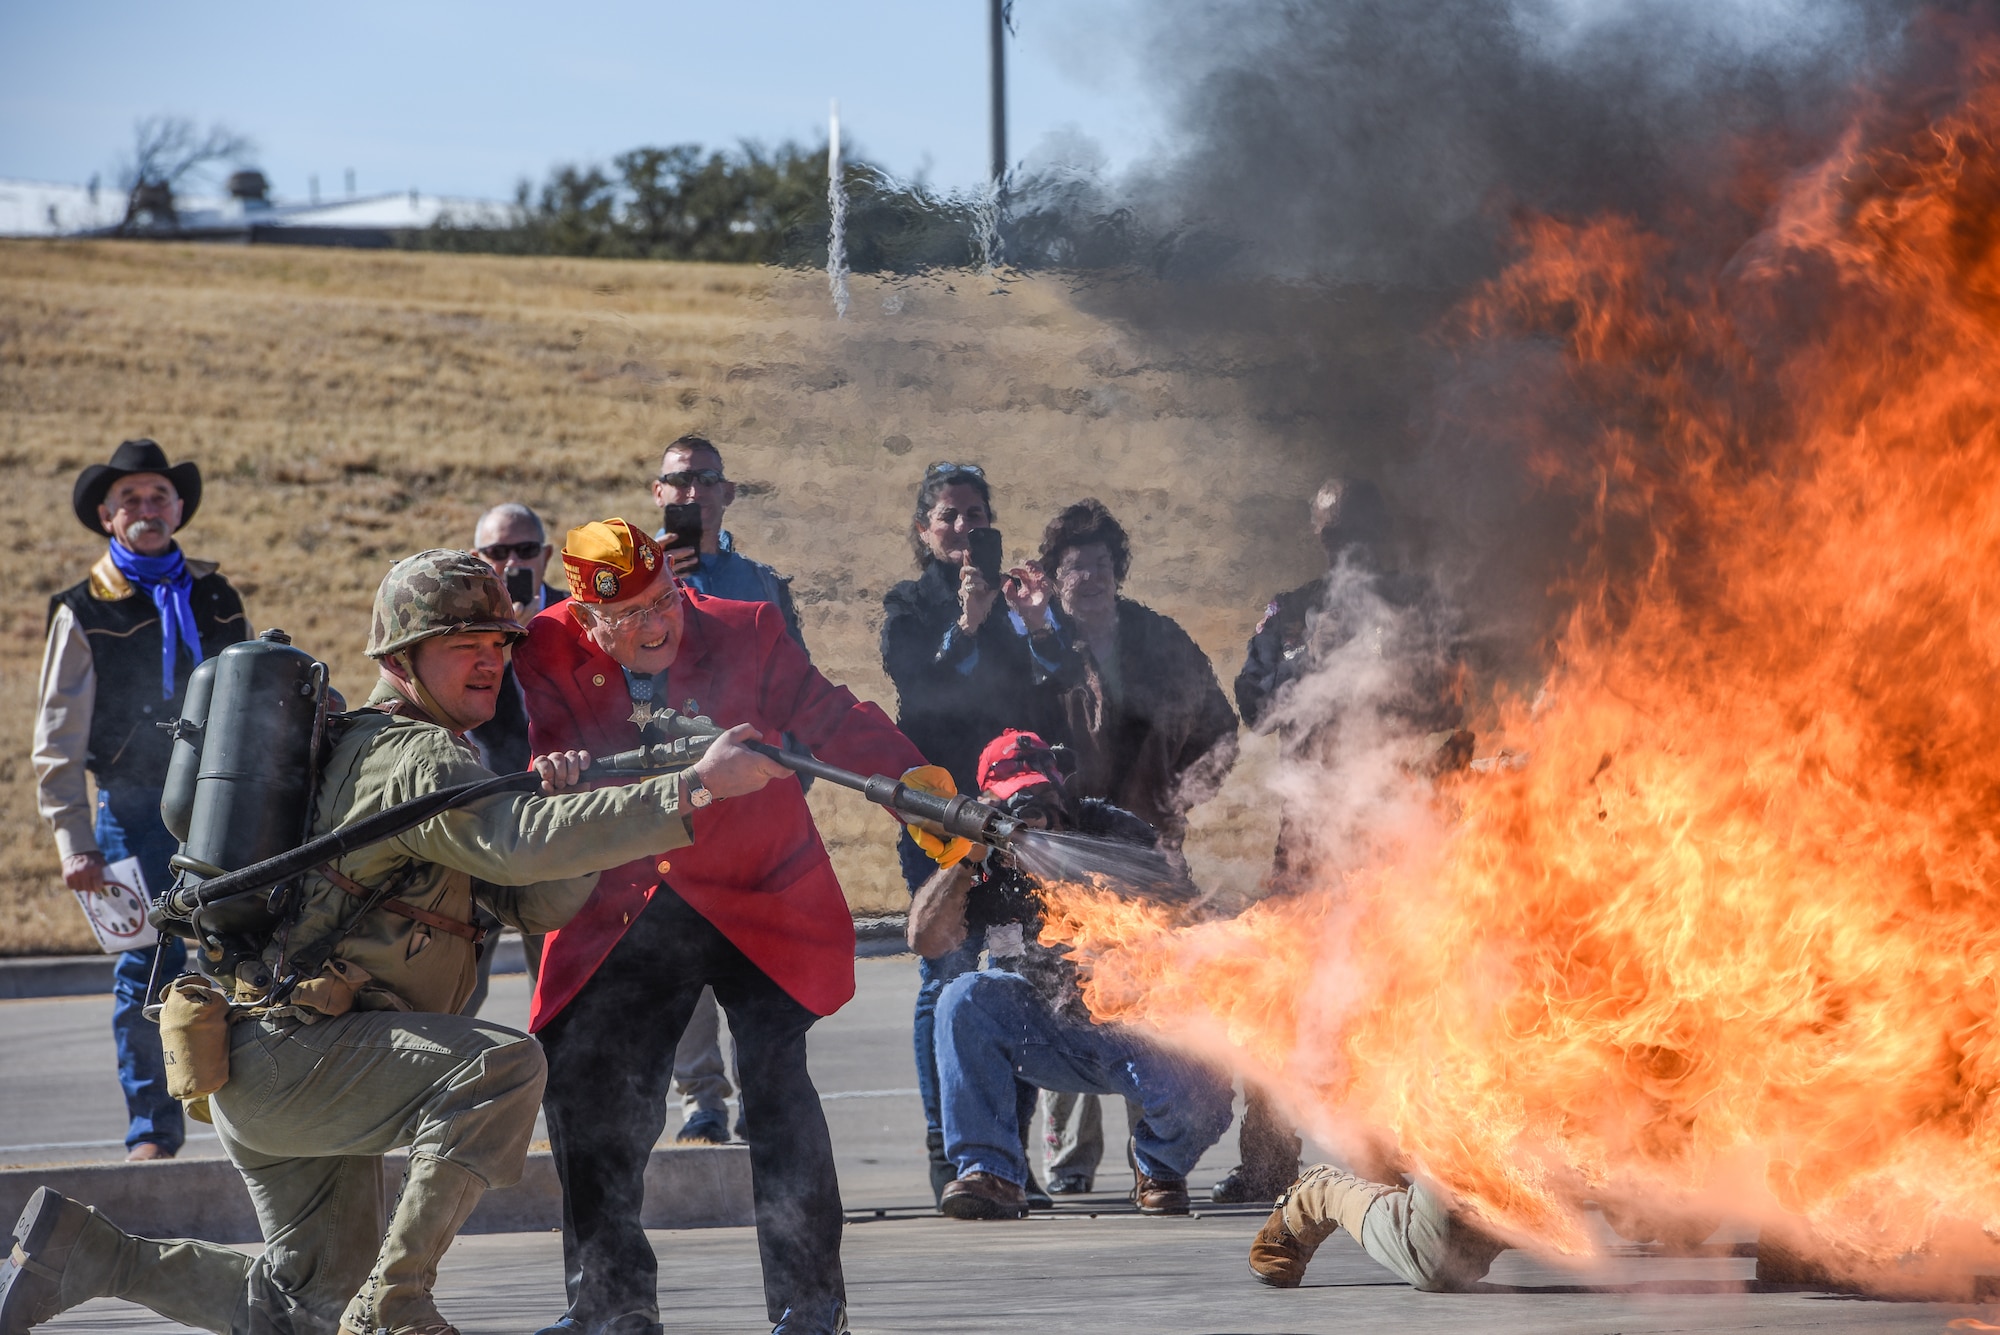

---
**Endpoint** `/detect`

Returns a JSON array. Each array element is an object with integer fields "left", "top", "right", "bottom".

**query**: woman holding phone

[{"left": 880, "top": 461, "right": 1047, "bottom": 1204}]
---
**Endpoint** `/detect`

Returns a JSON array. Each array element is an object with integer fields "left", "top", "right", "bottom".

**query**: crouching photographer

[{"left": 909, "top": 730, "right": 1235, "bottom": 1220}]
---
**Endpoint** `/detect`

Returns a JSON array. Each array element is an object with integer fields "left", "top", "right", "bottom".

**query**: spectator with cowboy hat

[{"left": 32, "top": 439, "right": 250, "bottom": 1160}]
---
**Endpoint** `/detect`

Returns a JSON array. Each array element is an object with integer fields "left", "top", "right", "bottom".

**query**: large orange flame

[{"left": 1042, "top": 26, "right": 2000, "bottom": 1275}]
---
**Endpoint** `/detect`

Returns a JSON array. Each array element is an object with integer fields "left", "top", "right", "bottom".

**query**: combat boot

[
  {"left": 3, "top": 1185, "right": 258, "bottom": 1331},
  {"left": 340, "top": 1154, "right": 485, "bottom": 1335},
  {"left": 0, "top": 1188, "right": 93, "bottom": 1333}
]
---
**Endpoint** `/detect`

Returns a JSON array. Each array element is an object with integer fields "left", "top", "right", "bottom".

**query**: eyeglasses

[
  {"left": 658, "top": 469, "right": 726, "bottom": 489},
  {"left": 478, "top": 541, "right": 546, "bottom": 562},
  {"left": 925, "top": 461, "right": 985, "bottom": 478},
  {"left": 592, "top": 580, "right": 682, "bottom": 635}
]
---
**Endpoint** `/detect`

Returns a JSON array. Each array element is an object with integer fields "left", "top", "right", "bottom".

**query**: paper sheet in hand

[{"left": 75, "top": 855, "right": 159, "bottom": 953}]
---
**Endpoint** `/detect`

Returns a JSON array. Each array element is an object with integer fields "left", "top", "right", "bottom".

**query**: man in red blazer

[{"left": 515, "top": 518, "right": 926, "bottom": 1335}]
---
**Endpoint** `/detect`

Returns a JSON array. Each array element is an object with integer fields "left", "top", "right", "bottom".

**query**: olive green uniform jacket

[{"left": 272, "top": 698, "right": 693, "bottom": 1015}]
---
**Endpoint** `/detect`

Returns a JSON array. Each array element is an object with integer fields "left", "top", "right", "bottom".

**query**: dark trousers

[
  {"left": 98, "top": 785, "right": 187, "bottom": 1152},
  {"left": 539, "top": 886, "right": 844, "bottom": 1325},
  {"left": 1238, "top": 1083, "right": 1303, "bottom": 1189}
]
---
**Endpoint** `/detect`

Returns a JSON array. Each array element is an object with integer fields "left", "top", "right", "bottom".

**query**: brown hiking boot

[
  {"left": 1248, "top": 1165, "right": 1378, "bottom": 1287},
  {"left": 1130, "top": 1172, "right": 1190, "bottom": 1216},
  {"left": 1249, "top": 1204, "right": 1313, "bottom": 1287},
  {"left": 939, "top": 1172, "right": 1029, "bottom": 1220}
]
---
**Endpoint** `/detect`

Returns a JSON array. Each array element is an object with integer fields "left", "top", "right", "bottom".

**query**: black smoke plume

[{"left": 1007, "top": 0, "right": 1932, "bottom": 688}]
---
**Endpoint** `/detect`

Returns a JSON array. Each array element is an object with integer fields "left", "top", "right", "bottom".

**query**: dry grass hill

[{"left": 0, "top": 241, "right": 1333, "bottom": 954}]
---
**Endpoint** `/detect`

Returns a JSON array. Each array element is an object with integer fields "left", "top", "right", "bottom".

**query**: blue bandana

[{"left": 107, "top": 541, "right": 204, "bottom": 697}]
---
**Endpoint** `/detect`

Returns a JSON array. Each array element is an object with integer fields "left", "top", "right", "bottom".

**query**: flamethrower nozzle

[{"left": 582, "top": 714, "right": 1022, "bottom": 848}]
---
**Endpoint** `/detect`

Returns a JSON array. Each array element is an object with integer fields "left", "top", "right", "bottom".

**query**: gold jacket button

[
  {"left": 656, "top": 860, "right": 672, "bottom": 875},
  {"left": 622, "top": 912, "right": 630, "bottom": 925},
  {"left": 593, "top": 674, "right": 606, "bottom": 687}
]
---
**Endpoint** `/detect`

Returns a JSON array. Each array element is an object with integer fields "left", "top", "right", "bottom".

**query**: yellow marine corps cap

[{"left": 562, "top": 517, "right": 669, "bottom": 604}]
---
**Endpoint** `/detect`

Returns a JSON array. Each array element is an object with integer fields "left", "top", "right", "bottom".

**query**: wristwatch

[{"left": 682, "top": 770, "right": 715, "bottom": 809}]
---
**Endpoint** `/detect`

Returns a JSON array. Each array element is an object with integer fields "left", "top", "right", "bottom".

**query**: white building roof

[
  {"left": 0, "top": 179, "right": 511, "bottom": 238},
  {"left": 0, "top": 179, "right": 130, "bottom": 236}
]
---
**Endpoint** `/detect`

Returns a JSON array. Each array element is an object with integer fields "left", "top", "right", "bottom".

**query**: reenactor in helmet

[{"left": 0, "top": 548, "right": 789, "bottom": 1335}]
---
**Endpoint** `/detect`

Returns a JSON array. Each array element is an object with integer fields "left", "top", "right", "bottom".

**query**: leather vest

[{"left": 49, "top": 555, "right": 250, "bottom": 789}]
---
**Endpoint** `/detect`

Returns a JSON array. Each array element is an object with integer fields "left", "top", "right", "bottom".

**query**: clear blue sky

[{"left": 0, "top": 0, "right": 1166, "bottom": 202}]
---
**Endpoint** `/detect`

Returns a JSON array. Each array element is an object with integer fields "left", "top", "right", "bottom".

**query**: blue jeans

[
  {"left": 936, "top": 969, "right": 1235, "bottom": 1187},
  {"left": 902, "top": 833, "right": 1038, "bottom": 1198},
  {"left": 901, "top": 830, "right": 982, "bottom": 1142},
  {"left": 97, "top": 785, "right": 187, "bottom": 1153}
]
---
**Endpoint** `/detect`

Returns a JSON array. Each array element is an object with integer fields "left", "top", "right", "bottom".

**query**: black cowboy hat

[{"left": 72, "top": 439, "right": 202, "bottom": 534}]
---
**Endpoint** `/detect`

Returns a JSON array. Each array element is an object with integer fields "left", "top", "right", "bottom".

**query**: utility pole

[{"left": 988, "top": 0, "right": 1008, "bottom": 189}]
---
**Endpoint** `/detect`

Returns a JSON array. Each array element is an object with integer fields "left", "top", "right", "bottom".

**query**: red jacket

[{"left": 514, "top": 591, "right": 924, "bottom": 1029}]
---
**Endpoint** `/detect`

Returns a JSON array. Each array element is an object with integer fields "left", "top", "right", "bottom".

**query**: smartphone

[
  {"left": 968, "top": 527, "right": 1004, "bottom": 587},
  {"left": 660, "top": 503, "right": 704, "bottom": 554},
  {"left": 504, "top": 565, "right": 538, "bottom": 605}
]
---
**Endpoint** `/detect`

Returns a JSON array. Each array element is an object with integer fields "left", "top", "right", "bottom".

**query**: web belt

[{"left": 317, "top": 864, "right": 488, "bottom": 944}]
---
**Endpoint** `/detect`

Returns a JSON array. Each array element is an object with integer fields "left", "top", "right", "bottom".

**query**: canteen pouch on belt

[
  {"left": 160, "top": 974, "right": 232, "bottom": 1100},
  {"left": 290, "top": 957, "right": 373, "bottom": 1018}
]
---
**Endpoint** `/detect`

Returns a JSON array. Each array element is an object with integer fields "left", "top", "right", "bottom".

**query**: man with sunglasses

[
  {"left": 651, "top": 435, "right": 804, "bottom": 649},
  {"left": 459, "top": 504, "right": 573, "bottom": 1008},
  {"left": 475, "top": 503, "right": 568, "bottom": 620},
  {"left": 513, "top": 519, "right": 924, "bottom": 1335},
  {"left": 468, "top": 503, "right": 570, "bottom": 779},
  {"left": 909, "top": 730, "right": 1236, "bottom": 1222}
]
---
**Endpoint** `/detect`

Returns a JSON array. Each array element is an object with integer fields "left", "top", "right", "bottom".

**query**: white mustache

[{"left": 126, "top": 518, "right": 168, "bottom": 537}]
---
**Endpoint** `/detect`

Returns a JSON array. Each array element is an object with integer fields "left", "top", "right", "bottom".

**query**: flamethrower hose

[{"left": 155, "top": 770, "right": 545, "bottom": 924}]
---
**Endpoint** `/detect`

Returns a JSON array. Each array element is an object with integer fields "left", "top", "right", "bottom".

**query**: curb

[
  {"left": 853, "top": 914, "right": 911, "bottom": 959},
  {"left": 1, "top": 917, "right": 911, "bottom": 1001},
  {"left": 0, "top": 1144, "right": 752, "bottom": 1243}
]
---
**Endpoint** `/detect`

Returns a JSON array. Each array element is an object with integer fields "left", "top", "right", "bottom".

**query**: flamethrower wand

[{"left": 153, "top": 710, "right": 1020, "bottom": 928}]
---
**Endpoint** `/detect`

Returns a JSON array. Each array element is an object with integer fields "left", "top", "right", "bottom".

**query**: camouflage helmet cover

[{"left": 366, "top": 548, "right": 527, "bottom": 659}]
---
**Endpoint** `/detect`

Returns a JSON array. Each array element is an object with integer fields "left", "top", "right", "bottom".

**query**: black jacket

[
  {"left": 1234, "top": 566, "right": 1464, "bottom": 757},
  {"left": 1035, "top": 598, "right": 1238, "bottom": 850},
  {"left": 880, "top": 561, "right": 1044, "bottom": 792}
]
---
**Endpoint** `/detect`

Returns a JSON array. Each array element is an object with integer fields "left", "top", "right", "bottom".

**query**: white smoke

[{"left": 1260, "top": 557, "right": 1467, "bottom": 885}]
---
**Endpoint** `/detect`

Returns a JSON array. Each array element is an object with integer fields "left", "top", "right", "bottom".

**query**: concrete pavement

[{"left": 7, "top": 957, "right": 1996, "bottom": 1331}]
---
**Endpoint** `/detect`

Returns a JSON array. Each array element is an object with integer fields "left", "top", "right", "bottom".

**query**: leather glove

[{"left": 901, "top": 765, "right": 973, "bottom": 868}]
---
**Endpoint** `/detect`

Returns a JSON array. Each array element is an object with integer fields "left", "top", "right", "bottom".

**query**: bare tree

[{"left": 118, "top": 116, "right": 254, "bottom": 232}]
